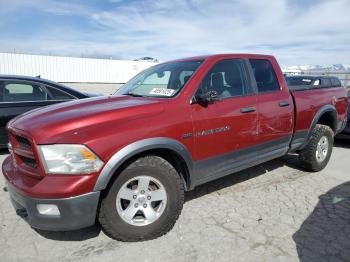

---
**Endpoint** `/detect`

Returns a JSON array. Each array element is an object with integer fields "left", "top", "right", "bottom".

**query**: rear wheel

[
  {"left": 98, "top": 156, "right": 184, "bottom": 241},
  {"left": 298, "top": 124, "right": 334, "bottom": 171}
]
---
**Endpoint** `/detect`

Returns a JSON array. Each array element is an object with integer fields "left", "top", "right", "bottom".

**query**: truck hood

[{"left": 9, "top": 95, "right": 166, "bottom": 144}]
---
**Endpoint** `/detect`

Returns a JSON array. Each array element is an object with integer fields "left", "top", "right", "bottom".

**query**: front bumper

[
  {"left": 2, "top": 154, "right": 100, "bottom": 231},
  {"left": 6, "top": 183, "right": 100, "bottom": 231}
]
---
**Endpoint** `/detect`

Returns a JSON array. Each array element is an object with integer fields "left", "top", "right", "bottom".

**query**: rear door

[
  {"left": 191, "top": 58, "right": 258, "bottom": 183},
  {"left": 248, "top": 58, "right": 294, "bottom": 156},
  {"left": 44, "top": 84, "right": 76, "bottom": 102}
]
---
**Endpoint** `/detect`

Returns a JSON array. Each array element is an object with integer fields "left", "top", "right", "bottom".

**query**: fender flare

[
  {"left": 93, "top": 137, "right": 194, "bottom": 191},
  {"left": 301, "top": 104, "right": 338, "bottom": 149}
]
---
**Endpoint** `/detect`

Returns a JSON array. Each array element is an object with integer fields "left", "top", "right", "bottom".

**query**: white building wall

[{"left": 0, "top": 53, "right": 156, "bottom": 84}]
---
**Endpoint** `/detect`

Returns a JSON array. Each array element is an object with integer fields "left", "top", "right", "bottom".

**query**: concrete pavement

[{"left": 0, "top": 139, "right": 349, "bottom": 262}]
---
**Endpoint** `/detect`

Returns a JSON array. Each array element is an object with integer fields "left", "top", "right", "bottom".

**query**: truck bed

[{"left": 290, "top": 86, "right": 348, "bottom": 150}]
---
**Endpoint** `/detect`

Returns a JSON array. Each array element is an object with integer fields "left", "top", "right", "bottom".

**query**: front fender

[{"left": 93, "top": 137, "right": 194, "bottom": 191}]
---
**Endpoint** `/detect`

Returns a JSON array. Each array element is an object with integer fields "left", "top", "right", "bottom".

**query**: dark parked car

[
  {"left": 285, "top": 75, "right": 342, "bottom": 91},
  {"left": 133, "top": 57, "right": 158, "bottom": 62},
  {"left": 285, "top": 75, "right": 319, "bottom": 86},
  {"left": 0, "top": 75, "right": 98, "bottom": 148}
]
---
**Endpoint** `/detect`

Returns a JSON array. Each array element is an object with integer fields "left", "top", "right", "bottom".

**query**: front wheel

[
  {"left": 298, "top": 124, "right": 334, "bottom": 171},
  {"left": 98, "top": 156, "right": 184, "bottom": 241}
]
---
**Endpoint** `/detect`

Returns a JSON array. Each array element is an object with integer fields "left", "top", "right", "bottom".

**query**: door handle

[
  {"left": 279, "top": 101, "right": 290, "bottom": 107},
  {"left": 240, "top": 106, "right": 256, "bottom": 113}
]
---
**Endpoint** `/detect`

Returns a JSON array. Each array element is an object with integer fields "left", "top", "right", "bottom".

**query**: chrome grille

[{"left": 9, "top": 131, "right": 42, "bottom": 177}]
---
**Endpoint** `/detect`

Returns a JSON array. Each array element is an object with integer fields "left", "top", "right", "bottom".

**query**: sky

[{"left": 0, "top": 0, "right": 349, "bottom": 66}]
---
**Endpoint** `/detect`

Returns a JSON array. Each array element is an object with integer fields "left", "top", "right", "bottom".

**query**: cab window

[
  {"left": 196, "top": 59, "right": 249, "bottom": 99},
  {"left": 249, "top": 59, "right": 280, "bottom": 93}
]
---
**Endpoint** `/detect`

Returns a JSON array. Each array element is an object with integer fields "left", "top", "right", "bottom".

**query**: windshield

[{"left": 115, "top": 60, "right": 203, "bottom": 98}]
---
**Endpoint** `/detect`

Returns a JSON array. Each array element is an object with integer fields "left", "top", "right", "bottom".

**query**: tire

[
  {"left": 298, "top": 124, "right": 334, "bottom": 172},
  {"left": 98, "top": 155, "right": 184, "bottom": 241}
]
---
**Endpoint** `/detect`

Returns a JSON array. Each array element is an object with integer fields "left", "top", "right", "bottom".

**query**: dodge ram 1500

[{"left": 2, "top": 54, "right": 348, "bottom": 241}]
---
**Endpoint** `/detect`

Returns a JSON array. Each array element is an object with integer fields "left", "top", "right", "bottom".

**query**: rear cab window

[{"left": 249, "top": 59, "right": 280, "bottom": 93}]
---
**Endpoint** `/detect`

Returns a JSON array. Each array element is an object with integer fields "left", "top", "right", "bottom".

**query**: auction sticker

[{"left": 149, "top": 88, "right": 176, "bottom": 96}]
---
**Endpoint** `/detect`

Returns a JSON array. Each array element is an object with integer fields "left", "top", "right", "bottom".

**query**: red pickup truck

[{"left": 2, "top": 54, "right": 348, "bottom": 241}]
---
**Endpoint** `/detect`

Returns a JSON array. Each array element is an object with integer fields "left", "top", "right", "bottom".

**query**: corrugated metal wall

[{"left": 0, "top": 53, "right": 156, "bottom": 83}]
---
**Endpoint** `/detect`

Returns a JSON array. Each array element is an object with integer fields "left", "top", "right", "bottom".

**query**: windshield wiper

[{"left": 125, "top": 92, "right": 144, "bottom": 97}]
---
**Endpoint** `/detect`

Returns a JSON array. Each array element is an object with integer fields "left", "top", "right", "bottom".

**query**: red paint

[
  {"left": 292, "top": 88, "right": 348, "bottom": 132},
  {"left": 2, "top": 54, "right": 348, "bottom": 198}
]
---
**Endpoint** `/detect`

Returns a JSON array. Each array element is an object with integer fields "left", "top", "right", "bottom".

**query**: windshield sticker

[
  {"left": 302, "top": 79, "right": 312, "bottom": 82},
  {"left": 149, "top": 88, "right": 175, "bottom": 96}
]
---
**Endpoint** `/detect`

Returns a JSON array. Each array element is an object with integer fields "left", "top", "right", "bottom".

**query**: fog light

[{"left": 37, "top": 204, "right": 60, "bottom": 216}]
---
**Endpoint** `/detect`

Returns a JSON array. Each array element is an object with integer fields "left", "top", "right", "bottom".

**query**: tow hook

[
  {"left": 16, "top": 208, "right": 28, "bottom": 218},
  {"left": 3, "top": 186, "right": 8, "bottom": 192}
]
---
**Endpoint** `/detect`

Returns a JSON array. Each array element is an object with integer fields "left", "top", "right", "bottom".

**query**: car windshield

[{"left": 115, "top": 60, "right": 203, "bottom": 98}]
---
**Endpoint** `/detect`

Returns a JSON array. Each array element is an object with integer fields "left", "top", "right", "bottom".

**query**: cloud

[
  {"left": 0, "top": 0, "right": 349, "bottom": 66},
  {"left": 0, "top": 0, "right": 92, "bottom": 16}
]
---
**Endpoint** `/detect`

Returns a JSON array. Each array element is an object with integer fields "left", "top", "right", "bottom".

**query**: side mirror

[{"left": 193, "top": 91, "right": 218, "bottom": 104}]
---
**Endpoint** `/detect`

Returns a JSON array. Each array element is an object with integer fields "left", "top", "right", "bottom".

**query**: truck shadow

[
  {"left": 34, "top": 224, "right": 102, "bottom": 241},
  {"left": 185, "top": 153, "right": 304, "bottom": 202},
  {"left": 292, "top": 181, "right": 350, "bottom": 261},
  {"left": 334, "top": 136, "right": 350, "bottom": 149}
]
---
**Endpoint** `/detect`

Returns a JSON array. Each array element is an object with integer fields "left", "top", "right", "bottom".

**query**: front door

[{"left": 190, "top": 59, "right": 258, "bottom": 184}]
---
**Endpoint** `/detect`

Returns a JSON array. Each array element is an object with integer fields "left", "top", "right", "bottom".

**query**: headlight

[{"left": 38, "top": 144, "right": 104, "bottom": 174}]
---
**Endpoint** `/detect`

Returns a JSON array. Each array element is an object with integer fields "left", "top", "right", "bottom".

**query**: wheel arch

[
  {"left": 315, "top": 109, "right": 338, "bottom": 133},
  {"left": 301, "top": 104, "right": 337, "bottom": 149},
  {"left": 94, "top": 138, "right": 194, "bottom": 192}
]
